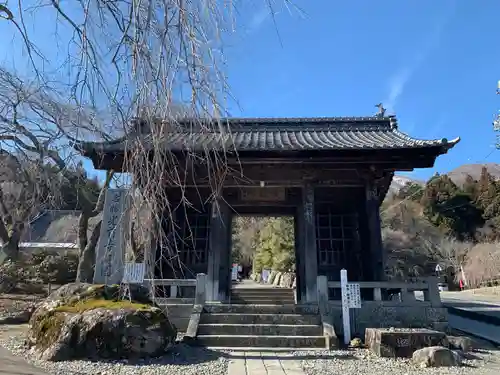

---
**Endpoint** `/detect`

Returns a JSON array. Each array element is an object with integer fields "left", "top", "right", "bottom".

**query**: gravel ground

[
  {"left": 293, "top": 348, "right": 500, "bottom": 375},
  {"left": 0, "top": 326, "right": 229, "bottom": 375},
  {"left": 2, "top": 323, "right": 500, "bottom": 375}
]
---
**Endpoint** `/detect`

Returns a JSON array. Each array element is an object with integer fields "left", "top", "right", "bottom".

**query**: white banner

[{"left": 94, "top": 189, "right": 129, "bottom": 285}]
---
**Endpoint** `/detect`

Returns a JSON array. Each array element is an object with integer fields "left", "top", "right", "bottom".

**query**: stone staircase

[
  {"left": 195, "top": 287, "right": 329, "bottom": 349},
  {"left": 230, "top": 286, "right": 296, "bottom": 304}
]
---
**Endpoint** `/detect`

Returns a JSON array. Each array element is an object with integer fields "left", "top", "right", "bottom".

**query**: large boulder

[
  {"left": 447, "top": 336, "right": 475, "bottom": 352},
  {"left": 412, "top": 346, "right": 461, "bottom": 368},
  {"left": 28, "top": 283, "right": 176, "bottom": 362}
]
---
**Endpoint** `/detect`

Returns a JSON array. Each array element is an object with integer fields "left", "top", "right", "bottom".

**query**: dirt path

[{"left": 0, "top": 325, "right": 48, "bottom": 375}]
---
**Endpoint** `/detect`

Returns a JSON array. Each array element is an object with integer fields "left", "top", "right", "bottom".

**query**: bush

[
  {"left": 0, "top": 260, "right": 22, "bottom": 293},
  {"left": 30, "top": 251, "right": 78, "bottom": 285},
  {"left": 464, "top": 242, "right": 500, "bottom": 288},
  {"left": 0, "top": 251, "right": 78, "bottom": 294}
]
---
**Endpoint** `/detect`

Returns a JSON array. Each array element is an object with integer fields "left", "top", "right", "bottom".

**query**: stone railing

[
  {"left": 144, "top": 273, "right": 207, "bottom": 304},
  {"left": 316, "top": 276, "right": 448, "bottom": 338},
  {"left": 144, "top": 274, "right": 207, "bottom": 334},
  {"left": 317, "top": 276, "right": 442, "bottom": 307}
]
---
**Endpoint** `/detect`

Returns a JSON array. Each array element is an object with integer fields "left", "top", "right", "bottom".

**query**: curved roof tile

[{"left": 74, "top": 117, "right": 460, "bottom": 153}]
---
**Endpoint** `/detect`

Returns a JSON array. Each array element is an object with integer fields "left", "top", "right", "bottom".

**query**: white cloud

[
  {"left": 249, "top": 6, "right": 271, "bottom": 31},
  {"left": 385, "top": 67, "right": 412, "bottom": 113},
  {"left": 384, "top": 2, "right": 456, "bottom": 113}
]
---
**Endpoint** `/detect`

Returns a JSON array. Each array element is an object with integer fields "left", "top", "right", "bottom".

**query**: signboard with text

[{"left": 123, "top": 263, "right": 145, "bottom": 284}]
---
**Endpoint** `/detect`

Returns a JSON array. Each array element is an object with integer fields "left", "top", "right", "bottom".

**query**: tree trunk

[
  {"left": 0, "top": 241, "right": 19, "bottom": 264},
  {"left": 0, "top": 223, "right": 24, "bottom": 264},
  {"left": 76, "top": 220, "right": 101, "bottom": 283}
]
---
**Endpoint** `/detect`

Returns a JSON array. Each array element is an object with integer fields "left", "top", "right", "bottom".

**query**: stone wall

[
  {"left": 250, "top": 271, "right": 296, "bottom": 288},
  {"left": 324, "top": 302, "right": 448, "bottom": 339},
  {"left": 160, "top": 304, "right": 193, "bottom": 332}
]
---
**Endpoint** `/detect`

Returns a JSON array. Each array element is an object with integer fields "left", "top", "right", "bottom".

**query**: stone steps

[
  {"left": 230, "top": 288, "right": 295, "bottom": 301},
  {"left": 195, "top": 334, "right": 327, "bottom": 348},
  {"left": 199, "top": 312, "right": 321, "bottom": 325},
  {"left": 230, "top": 298, "right": 296, "bottom": 304},
  {"left": 196, "top": 288, "right": 328, "bottom": 349},
  {"left": 204, "top": 303, "right": 318, "bottom": 315},
  {"left": 198, "top": 323, "right": 322, "bottom": 336}
]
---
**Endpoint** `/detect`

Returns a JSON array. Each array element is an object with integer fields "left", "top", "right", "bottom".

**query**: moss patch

[
  {"left": 52, "top": 284, "right": 153, "bottom": 314},
  {"left": 32, "top": 311, "right": 65, "bottom": 350}
]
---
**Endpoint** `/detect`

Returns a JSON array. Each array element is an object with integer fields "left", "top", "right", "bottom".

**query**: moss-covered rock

[{"left": 28, "top": 282, "right": 176, "bottom": 361}]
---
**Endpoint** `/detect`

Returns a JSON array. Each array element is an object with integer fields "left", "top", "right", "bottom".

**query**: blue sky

[
  {"left": 1, "top": 0, "right": 499, "bottom": 182},
  {"left": 223, "top": 0, "right": 500, "bottom": 180}
]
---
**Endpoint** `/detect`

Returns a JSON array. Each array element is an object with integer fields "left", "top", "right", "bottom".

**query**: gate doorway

[
  {"left": 228, "top": 205, "right": 300, "bottom": 298},
  {"left": 231, "top": 214, "right": 297, "bottom": 286}
]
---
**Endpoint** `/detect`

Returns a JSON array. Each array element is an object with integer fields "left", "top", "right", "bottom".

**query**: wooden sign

[{"left": 240, "top": 187, "right": 286, "bottom": 202}]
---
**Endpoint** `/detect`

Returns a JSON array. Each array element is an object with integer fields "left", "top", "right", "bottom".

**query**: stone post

[
  {"left": 317, "top": 275, "right": 336, "bottom": 349},
  {"left": 317, "top": 275, "right": 329, "bottom": 315},
  {"left": 424, "top": 277, "right": 442, "bottom": 307},
  {"left": 195, "top": 273, "right": 207, "bottom": 306},
  {"left": 184, "top": 273, "right": 207, "bottom": 342}
]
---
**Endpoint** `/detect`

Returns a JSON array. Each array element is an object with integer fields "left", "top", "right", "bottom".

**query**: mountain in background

[
  {"left": 447, "top": 163, "right": 500, "bottom": 185},
  {"left": 389, "top": 163, "right": 500, "bottom": 194}
]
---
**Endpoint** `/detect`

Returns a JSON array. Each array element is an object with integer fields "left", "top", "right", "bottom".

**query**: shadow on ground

[
  {"left": 86, "top": 345, "right": 227, "bottom": 366},
  {"left": 87, "top": 345, "right": 356, "bottom": 366},
  {"left": 225, "top": 352, "right": 354, "bottom": 361}
]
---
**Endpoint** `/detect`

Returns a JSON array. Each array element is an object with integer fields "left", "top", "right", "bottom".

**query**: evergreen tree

[{"left": 253, "top": 217, "right": 295, "bottom": 272}]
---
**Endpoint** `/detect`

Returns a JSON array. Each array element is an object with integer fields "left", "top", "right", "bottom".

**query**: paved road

[
  {"left": 449, "top": 314, "right": 500, "bottom": 344},
  {"left": 228, "top": 351, "right": 305, "bottom": 375},
  {"left": 433, "top": 291, "right": 500, "bottom": 344},
  {"left": 0, "top": 346, "right": 48, "bottom": 375}
]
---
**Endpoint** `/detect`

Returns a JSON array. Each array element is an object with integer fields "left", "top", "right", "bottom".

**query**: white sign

[
  {"left": 435, "top": 264, "right": 443, "bottom": 272},
  {"left": 347, "top": 283, "right": 362, "bottom": 308},
  {"left": 262, "top": 269, "right": 270, "bottom": 282},
  {"left": 340, "top": 269, "right": 351, "bottom": 345},
  {"left": 123, "top": 263, "right": 145, "bottom": 284},
  {"left": 94, "top": 189, "right": 129, "bottom": 285}
]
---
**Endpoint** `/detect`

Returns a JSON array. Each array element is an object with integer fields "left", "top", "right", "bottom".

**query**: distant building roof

[{"left": 21, "top": 210, "right": 101, "bottom": 244}]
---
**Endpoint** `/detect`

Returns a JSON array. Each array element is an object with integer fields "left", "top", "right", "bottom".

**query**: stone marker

[
  {"left": 365, "top": 328, "right": 449, "bottom": 358},
  {"left": 94, "top": 188, "right": 129, "bottom": 285}
]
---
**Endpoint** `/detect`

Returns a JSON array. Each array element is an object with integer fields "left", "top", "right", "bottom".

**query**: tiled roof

[
  {"left": 21, "top": 210, "right": 101, "bottom": 243},
  {"left": 75, "top": 117, "right": 460, "bottom": 153}
]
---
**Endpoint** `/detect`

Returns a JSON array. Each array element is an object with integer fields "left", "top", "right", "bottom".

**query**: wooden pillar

[
  {"left": 294, "top": 213, "right": 306, "bottom": 303},
  {"left": 217, "top": 201, "right": 232, "bottom": 302},
  {"left": 207, "top": 198, "right": 231, "bottom": 302},
  {"left": 143, "top": 204, "right": 159, "bottom": 300},
  {"left": 365, "top": 180, "right": 385, "bottom": 281},
  {"left": 302, "top": 183, "right": 318, "bottom": 303}
]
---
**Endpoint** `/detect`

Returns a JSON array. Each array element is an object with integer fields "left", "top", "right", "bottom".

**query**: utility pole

[{"left": 494, "top": 81, "right": 500, "bottom": 148}]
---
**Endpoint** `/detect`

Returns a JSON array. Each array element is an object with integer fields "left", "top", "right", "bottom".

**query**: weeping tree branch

[{"left": 0, "top": 0, "right": 294, "bottom": 292}]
